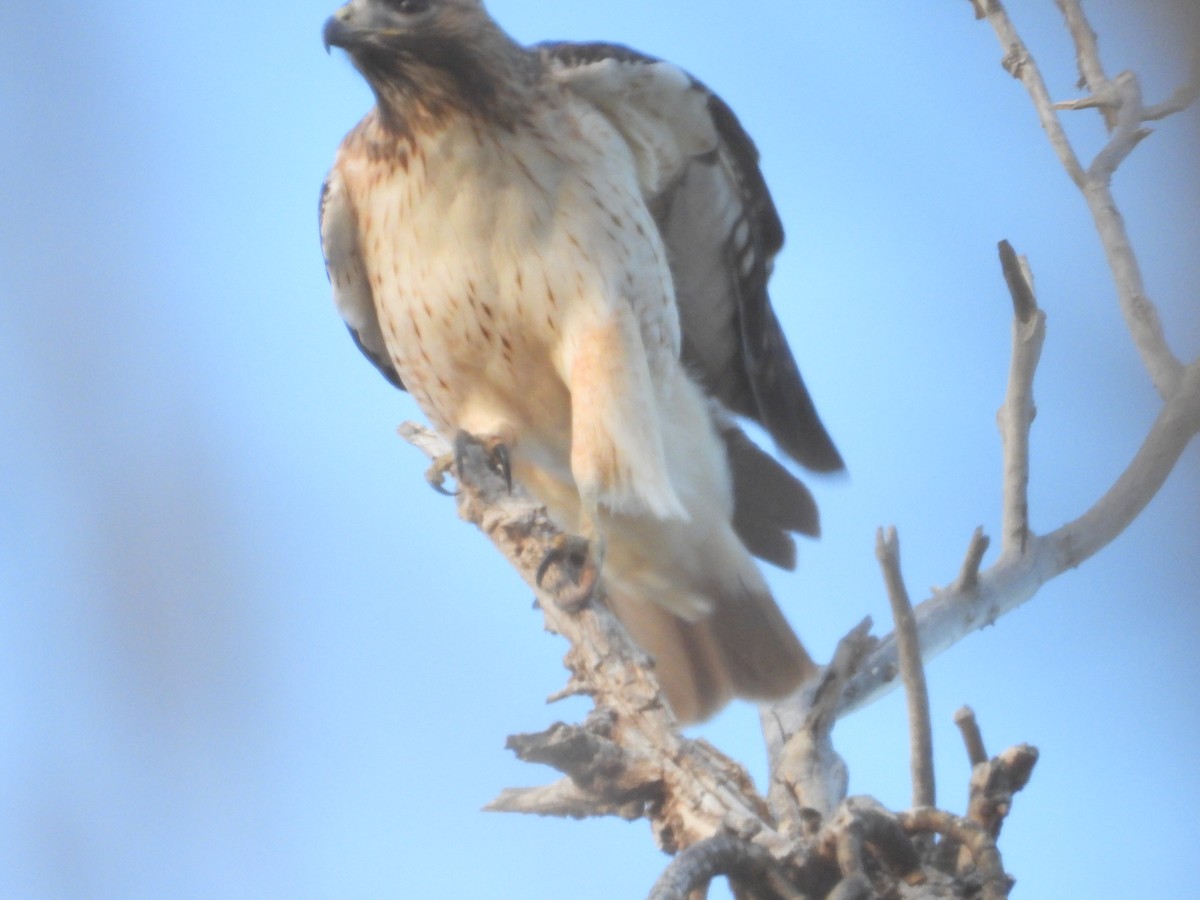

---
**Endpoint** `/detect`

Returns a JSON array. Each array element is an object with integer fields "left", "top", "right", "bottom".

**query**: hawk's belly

[{"left": 354, "top": 114, "right": 679, "bottom": 485}]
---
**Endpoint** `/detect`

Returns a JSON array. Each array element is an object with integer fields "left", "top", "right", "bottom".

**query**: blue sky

[{"left": 1, "top": 1, "right": 1197, "bottom": 897}]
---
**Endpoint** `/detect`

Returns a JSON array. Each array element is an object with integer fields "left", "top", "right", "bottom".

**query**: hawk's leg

[
  {"left": 424, "top": 431, "right": 513, "bottom": 495},
  {"left": 535, "top": 517, "right": 605, "bottom": 612}
]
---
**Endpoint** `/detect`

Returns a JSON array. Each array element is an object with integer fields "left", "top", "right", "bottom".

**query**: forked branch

[{"left": 836, "top": 0, "right": 1200, "bottom": 716}]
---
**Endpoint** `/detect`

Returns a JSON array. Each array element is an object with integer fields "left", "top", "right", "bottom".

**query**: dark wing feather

[
  {"left": 704, "top": 96, "right": 842, "bottom": 472},
  {"left": 721, "top": 423, "right": 820, "bottom": 568},
  {"left": 540, "top": 41, "right": 842, "bottom": 474},
  {"left": 319, "top": 174, "right": 405, "bottom": 391}
]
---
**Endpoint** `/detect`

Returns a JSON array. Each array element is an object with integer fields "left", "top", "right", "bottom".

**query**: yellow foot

[
  {"left": 424, "top": 452, "right": 458, "bottom": 496},
  {"left": 425, "top": 431, "right": 513, "bottom": 495}
]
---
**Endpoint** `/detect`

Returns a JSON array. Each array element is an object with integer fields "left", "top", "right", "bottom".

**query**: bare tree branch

[
  {"left": 899, "top": 809, "right": 1009, "bottom": 900},
  {"left": 951, "top": 527, "right": 991, "bottom": 594},
  {"left": 964, "top": 743, "right": 1038, "bottom": 839},
  {"left": 841, "top": 362, "right": 1200, "bottom": 713},
  {"left": 400, "top": 423, "right": 794, "bottom": 858},
  {"left": 1045, "top": 361, "right": 1200, "bottom": 568},
  {"left": 485, "top": 778, "right": 644, "bottom": 820},
  {"left": 953, "top": 706, "right": 989, "bottom": 768},
  {"left": 1055, "top": 0, "right": 1118, "bottom": 127},
  {"left": 996, "top": 241, "right": 1044, "bottom": 557},
  {"left": 835, "top": 1, "right": 1200, "bottom": 716},
  {"left": 982, "top": 0, "right": 1185, "bottom": 397},
  {"left": 761, "top": 620, "right": 875, "bottom": 828},
  {"left": 1143, "top": 70, "right": 1200, "bottom": 120},
  {"left": 980, "top": 0, "right": 1087, "bottom": 186},
  {"left": 647, "top": 833, "right": 804, "bottom": 900},
  {"left": 875, "top": 528, "right": 935, "bottom": 810}
]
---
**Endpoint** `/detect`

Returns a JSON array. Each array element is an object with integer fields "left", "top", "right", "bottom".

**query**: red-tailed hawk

[{"left": 320, "top": 0, "right": 843, "bottom": 723}]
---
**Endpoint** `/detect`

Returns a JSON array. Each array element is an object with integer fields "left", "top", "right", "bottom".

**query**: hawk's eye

[{"left": 389, "top": 0, "right": 431, "bottom": 14}]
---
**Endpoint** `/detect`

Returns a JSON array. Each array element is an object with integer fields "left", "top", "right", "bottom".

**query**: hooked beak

[{"left": 322, "top": 11, "right": 352, "bottom": 54}]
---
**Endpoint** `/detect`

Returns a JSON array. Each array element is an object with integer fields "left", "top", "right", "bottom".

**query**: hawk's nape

[{"left": 320, "top": 0, "right": 841, "bottom": 723}]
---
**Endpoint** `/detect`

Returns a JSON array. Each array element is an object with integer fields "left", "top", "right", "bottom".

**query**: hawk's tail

[{"left": 605, "top": 578, "right": 814, "bottom": 724}]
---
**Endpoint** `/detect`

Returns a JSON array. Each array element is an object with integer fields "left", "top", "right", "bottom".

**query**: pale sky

[{"left": 2, "top": 1, "right": 1197, "bottom": 897}]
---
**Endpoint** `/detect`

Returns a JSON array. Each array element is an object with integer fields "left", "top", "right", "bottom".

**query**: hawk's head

[{"left": 323, "top": 0, "right": 536, "bottom": 130}]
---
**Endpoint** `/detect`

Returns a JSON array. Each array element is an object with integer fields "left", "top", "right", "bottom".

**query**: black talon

[
  {"left": 425, "top": 456, "right": 459, "bottom": 496},
  {"left": 429, "top": 476, "right": 458, "bottom": 497},
  {"left": 536, "top": 534, "right": 573, "bottom": 588},
  {"left": 535, "top": 548, "right": 558, "bottom": 588},
  {"left": 487, "top": 443, "right": 512, "bottom": 493},
  {"left": 453, "top": 431, "right": 473, "bottom": 480},
  {"left": 450, "top": 431, "right": 513, "bottom": 492},
  {"left": 535, "top": 540, "right": 595, "bottom": 609}
]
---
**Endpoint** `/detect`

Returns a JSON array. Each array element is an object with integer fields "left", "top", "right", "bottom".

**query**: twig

[
  {"left": 836, "top": 4, "right": 1200, "bottom": 717},
  {"left": 875, "top": 528, "right": 935, "bottom": 809},
  {"left": 646, "top": 833, "right": 804, "bottom": 900},
  {"left": 996, "top": 241, "right": 1045, "bottom": 558},
  {"left": 1143, "top": 73, "right": 1200, "bottom": 120},
  {"left": 1089, "top": 71, "right": 1151, "bottom": 181},
  {"left": 953, "top": 706, "right": 989, "bottom": 767},
  {"left": 822, "top": 797, "right": 922, "bottom": 893},
  {"left": 1046, "top": 360, "right": 1200, "bottom": 568},
  {"left": 964, "top": 743, "right": 1039, "bottom": 837},
  {"left": 936, "top": 706, "right": 992, "bottom": 872},
  {"left": 485, "top": 778, "right": 644, "bottom": 820},
  {"left": 981, "top": 0, "right": 1086, "bottom": 186},
  {"left": 761, "top": 619, "right": 875, "bottom": 827},
  {"left": 841, "top": 361, "right": 1200, "bottom": 714},
  {"left": 951, "top": 528, "right": 991, "bottom": 594},
  {"left": 898, "top": 809, "right": 1009, "bottom": 900},
  {"left": 997, "top": 240, "right": 1036, "bottom": 324},
  {"left": 1055, "top": 0, "right": 1118, "bottom": 128},
  {"left": 1055, "top": 2, "right": 1152, "bottom": 172},
  {"left": 981, "top": 0, "right": 1184, "bottom": 396}
]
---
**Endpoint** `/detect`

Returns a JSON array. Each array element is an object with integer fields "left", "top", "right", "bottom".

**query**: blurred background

[{"left": 1, "top": 1, "right": 1197, "bottom": 897}]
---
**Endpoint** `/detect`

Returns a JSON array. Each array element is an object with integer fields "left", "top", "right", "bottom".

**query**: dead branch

[
  {"left": 899, "top": 809, "right": 1009, "bottom": 900},
  {"left": 405, "top": 424, "right": 1042, "bottom": 898},
  {"left": 1055, "top": 0, "right": 1118, "bottom": 128},
  {"left": 1143, "top": 67, "right": 1200, "bottom": 121},
  {"left": 485, "top": 777, "right": 644, "bottom": 820},
  {"left": 647, "top": 833, "right": 804, "bottom": 900},
  {"left": 964, "top": 743, "right": 1039, "bottom": 839},
  {"left": 876, "top": 528, "right": 935, "bottom": 810},
  {"left": 986, "top": 0, "right": 1187, "bottom": 396},
  {"left": 836, "top": 2, "right": 1200, "bottom": 715},
  {"left": 402, "top": 423, "right": 791, "bottom": 859},
  {"left": 951, "top": 527, "right": 991, "bottom": 594},
  {"left": 996, "top": 240, "right": 1045, "bottom": 557},
  {"left": 760, "top": 619, "right": 875, "bottom": 830},
  {"left": 842, "top": 359, "right": 1200, "bottom": 714},
  {"left": 953, "top": 706, "right": 989, "bottom": 768},
  {"left": 942, "top": 707, "right": 1038, "bottom": 875}
]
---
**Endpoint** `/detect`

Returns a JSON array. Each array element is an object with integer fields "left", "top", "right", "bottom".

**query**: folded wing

[{"left": 542, "top": 41, "right": 843, "bottom": 568}]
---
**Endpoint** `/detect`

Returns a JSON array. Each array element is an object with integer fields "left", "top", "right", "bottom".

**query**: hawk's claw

[
  {"left": 451, "top": 431, "right": 513, "bottom": 493},
  {"left": 425, "top": 453, "right": 459, "bottom": 496},
  {"left": 427, "top": 432, "right": 512, "bottom": 496},
  {"left": 535, "top": 533, "right": 598, "bottom": 610},
  {"left": 487, "top": 442, "right": 512, "bottom": 493}
]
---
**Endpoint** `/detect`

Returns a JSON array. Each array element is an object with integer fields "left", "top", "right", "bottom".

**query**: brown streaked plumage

[{"left": 319, "top": 0, "right": 843, "bottom": 723}]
